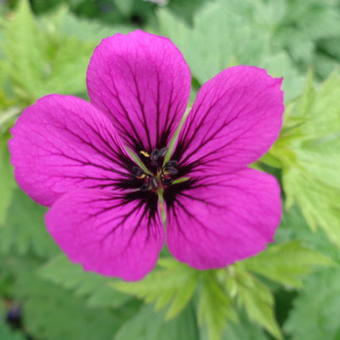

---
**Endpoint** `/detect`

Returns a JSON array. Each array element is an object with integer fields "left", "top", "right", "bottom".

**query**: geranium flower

[{"left": 9, "top": 30, "right": 284, "bottom": 281}]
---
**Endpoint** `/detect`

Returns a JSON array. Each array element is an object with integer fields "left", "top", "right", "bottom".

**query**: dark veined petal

[
  {"left": 165, "top": 168, "right": 282, "bottom": 269},
  {"left": 46, "top": 188, "right": 164, "bottom": 281},
  {"left": 86, "top": 30, "right": 191, "bottom": 152},
  {"left": 173, "top": 66, "right": 284, "bottom": 174},
  {"left": 9, "top": 95, "right": 131, "bottom": 207}
]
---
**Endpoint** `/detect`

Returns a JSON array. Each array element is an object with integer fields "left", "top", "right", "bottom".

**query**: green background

[{"left": 1, "top": 0, "right": 340, "bottom": 339}]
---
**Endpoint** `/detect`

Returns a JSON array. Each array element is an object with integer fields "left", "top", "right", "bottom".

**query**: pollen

[{"left": 140, "top": 150, "right": 150, "bottom": 157}]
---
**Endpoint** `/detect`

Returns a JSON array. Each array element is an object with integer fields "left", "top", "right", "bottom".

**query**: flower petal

[
  {"left": 87, "top": 30, "right": 191, "bottom": 152},
  {"left": 165, "top": 168, "right": 282, "bottom": 269},
  {"left": 9, "top": 95, "right": 131, "bottom": 206},
  {"left": 174, "top": 66, "right": 284, "bottom": 174},
  {"left": 46, "top": 189, "right": 164, "bottom": 281}
]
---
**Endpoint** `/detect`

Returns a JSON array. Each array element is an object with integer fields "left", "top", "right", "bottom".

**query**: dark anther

[
  {"left": 159, "top": 147, "right": 168, "bottom": 158},
  {"left": 150, "top": 147, "right": 168, "bottom": 161},
  {"left": 164, "top": 166, "right": 178, "bottom": 175},
  {"left": 150, "top": 149, "right": 161, "bottom": 161},
  {"left": 164, "top": 160, "right": 178, "bottom": 175},
  {"left": 166, "top": 160, "right": 177, "bottom": 167},
  {"left": 131, "top": 166, "right": 144, "bottom": 178}
]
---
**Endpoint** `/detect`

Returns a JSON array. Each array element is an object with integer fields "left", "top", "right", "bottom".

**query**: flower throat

[{"left": 131, "top": 147, "right": 179, "bottom": 192}]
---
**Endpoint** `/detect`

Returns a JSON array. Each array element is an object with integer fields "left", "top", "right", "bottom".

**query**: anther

[
  {"left": 164, "top": 167, "right": 178, "bottom": 175},
  {"left": 140, "top": 150, "right": 150, "bottom": 157},
  {"left": 150, "top": 149, "right": 161, "bottom": 161},
  {"left": 166, "top": 160, "right": 177, "bottom": 167},
  {"left": 131, "top": 166, "right": 144, "bottom": 178},
  {"left": 159, "top": 147, "right": 168, "bottom": 158},
  {"left": 164, "top": 160, "right": 178, "bottom": 175}
]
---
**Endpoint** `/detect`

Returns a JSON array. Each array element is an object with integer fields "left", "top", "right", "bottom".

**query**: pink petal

[
  {"left": 174, "top": 66, "right": 284, "bottom": 173},
  {"left": 165, "top": 168, "right": 282, "bottom": 269},
  {"left": 9, "top": 95, "right": 130, "bottom": 206},
  {"left": 46, "top": 189, "right": 164, "bottom": 281},
  {"left": 87, "top": 30, "right": 191, "bottom": 152}
]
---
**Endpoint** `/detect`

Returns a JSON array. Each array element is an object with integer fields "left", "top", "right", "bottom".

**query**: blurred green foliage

[{"left": 0, "top": 0, "right": 340, "bottom": 339}]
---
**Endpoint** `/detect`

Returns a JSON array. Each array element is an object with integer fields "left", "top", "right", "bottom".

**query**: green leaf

[
  {"left": 226, "top": 266, "right": 282, "bottom": 339},
  {"left": 1, "top": 0, "right": 46, "bottom": 101},
  {"left": 0, "top": 189, "right": 58, "bottom": 257},
  {"left": 0, "top": 136, "right": 14, "bottom": 226},
  {"left": 41, "top": 6, "right": 132, "bottom": 44},
  {"left": 243, "top": 241, "right": 333, "bottom": 288},
  {"left": 221, "top": 314, "right": 269, "bottom": 340},
  {"left": 0, "top": 322, "right": 25, "bottom": 340},
  {"left": 114, "top": 304, "right": 198, "bottom": 340},
  {"left": 13, "top": 261, "right": 135, "bottom": 340},
  {"left": 0, "top": 0, "right": 129, "bottom": 104},
  {"left": 39, "top": 254, "right": 130, "bottom": 308},
  {"left": 267, "top": 72, "right": 340, "bottom": 246},
  {"left": 197, "top": 271, "right": 237, "bottom": 340},
  {"left": 276, "top": 206, "right": 340, "bottom": 262},
  {"left": 155, "top": 0, "right": 304, "bottom": 101},
  {"left": 113, "top": 258, "right": 199, "bottom": 319},
  {"left": 284, "top": 267, "right": 340, "bottom": 340}
]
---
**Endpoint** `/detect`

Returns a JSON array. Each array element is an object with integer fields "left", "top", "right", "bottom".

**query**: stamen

[
  {"left": 159, "top": 147, "right": 168, "bottom": 158},
  {"left": 140, "top": 150, "right": 150, "bottom": 157},
  {"left": 164, "top": 166, "right": 178, "bottom": 175},
  {"left": 166, "top": 160, "right": 177, "bottom": 167},
  {"left": 131, "top": 166, "right": 144, "bottom": 178},
  {"left": 164, "top": 160, "right": 178, "bottom": 175},
  {"left": 131, "top": 149, "right": 181, "bottom": 192},
  {"left": 150, "top": 149, "right": 161, "bottom": 161}
]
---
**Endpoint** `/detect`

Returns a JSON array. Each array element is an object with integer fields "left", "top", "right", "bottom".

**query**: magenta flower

[{"left": 9, "top": 30, "right": 283, "bottom": 281}]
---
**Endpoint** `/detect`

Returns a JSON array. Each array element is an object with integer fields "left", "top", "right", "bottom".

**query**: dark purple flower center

[
  {"left": 132, "top": 149, "right": 179, "bottom": 192},
  {"left": 114, "top": 144, "right": 196, "bottom": 222}
]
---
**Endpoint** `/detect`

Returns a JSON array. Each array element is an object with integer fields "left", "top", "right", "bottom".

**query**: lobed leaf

[
  {"left": 113, "top": 258, "right": 199, "bottom": 319},
  {"left": 284, "top": 267, "right": 340, "bottom": 340},
  {"left": 197, "top": 271, "right": 237, "bottom": 340},
  {"left": 0, "top": 189, "right": 58, "bottom": 257},
  {"left": 39, "top": 254, "right": 130, "bottom": 308},
  {"left": 226, "top": 266, "right": 282, "bottom": 339},
  {"left": 242, "top": 241, "right": 333, "bottom": 288},
  {"left": 265, "top": 72, "right": 340, "bottom": 246},
  {"left": 114, "top": 304, "right": 198, "bottom": 340}
]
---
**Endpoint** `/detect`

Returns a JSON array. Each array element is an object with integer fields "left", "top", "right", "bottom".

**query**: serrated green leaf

[
  {"left": 221, "top": 314, "right": 269, "bottom": 340},
  {"left": 0, "top": 189, "right": 58, "bottom": 257},
  {"left": 276, "top": 206, "right": 340, "bottom": 262},
  {"left": 13, "top": 262, "right": 135, "bottom": 340},
  {"left": 156, "top": 1, "right": 270, "bottom": 84},
  {"left": 284, "top": 267, "right": 340, "bottom": 340},
  {"left": 226, "top": 266, "right": 282, "bottom": 339},
  {"left": 114, "top": 304, "right": 198, "bottom": 340},
  {"left": 113, "top": 258, "right": 199, "bottom": 319},
  {"left": 198, "top": 271, "right": 237, "bottom": 340},
  {"left": 0, "top": 0, "right": 130, "bottom": 105},
  {"left": 266, "top": 72, "right": 340, "bottom": 246},
  {"left": 39, "top": 254, "right": 130, "bottom": 308},
  {"left": 1, "top": 0, "right": 46, "bottom": 101},
  {"left": 243, "top": 241, "right": 332, "bottom": 288},
  {"left": 155, "top": 0, "right": 304, "bottom": 101},
  {"left": 40, "top": 6, "right": 132, "bottom": 44}
]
